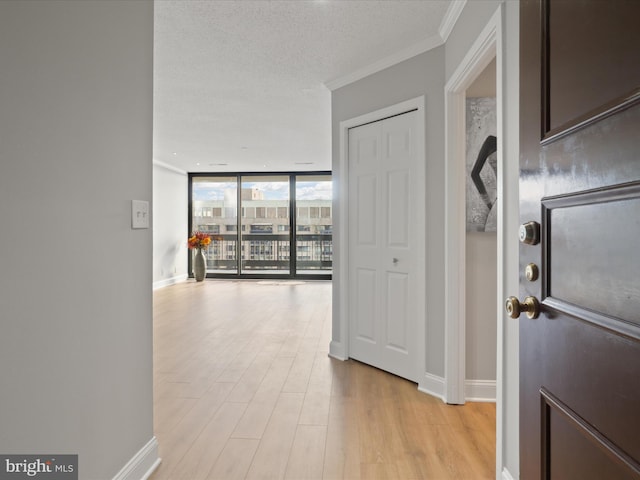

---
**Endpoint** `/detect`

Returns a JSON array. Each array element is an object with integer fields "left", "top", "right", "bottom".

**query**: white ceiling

[{"left": 154, "top": 0, "right": 459, "bottom": 174}]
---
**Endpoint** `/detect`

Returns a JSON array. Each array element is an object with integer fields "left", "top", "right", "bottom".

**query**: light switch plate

[{"left": 131, "top": 200, "right": 149, "bottom": 229}]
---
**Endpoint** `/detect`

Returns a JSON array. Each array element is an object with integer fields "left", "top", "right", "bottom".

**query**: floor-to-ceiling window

[{"left": 189, "top": 172, "right": 331, "bottom": 279}]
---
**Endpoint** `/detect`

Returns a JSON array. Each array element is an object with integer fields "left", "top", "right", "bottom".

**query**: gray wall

[
  {"left": 153, "top": 164, "right": 188, "bottom": 288},
  {"left": 466, "top": 232, "right": 498, "bottom": 381},
  {"left": 0, "top": 1, "right": 155, "bottom": 478},
  {"left": 331, "top": 46, "right": 446, "bottom": 378}
]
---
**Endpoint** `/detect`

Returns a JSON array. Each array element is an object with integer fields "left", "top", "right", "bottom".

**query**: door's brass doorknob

[{"left": 505, "top": 296, "right": 540, "bottom": 319}]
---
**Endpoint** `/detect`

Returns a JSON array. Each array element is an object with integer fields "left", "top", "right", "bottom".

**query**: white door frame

[
  {"left": 331, "top": 96, "right": 426, "bottom": 383},
  {"left": 443, "top": 6, "right": 503, "bottom": 405}
]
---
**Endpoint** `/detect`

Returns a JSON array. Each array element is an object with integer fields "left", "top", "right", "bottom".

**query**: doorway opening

[
  {"left": 444, "top": 7, "right": 502, "bottom": 405},
  {"left": 464, "top": 58, "right": 498, "bottom": 401}
]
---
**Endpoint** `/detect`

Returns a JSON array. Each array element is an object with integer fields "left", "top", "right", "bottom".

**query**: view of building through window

[
  {"left": 295, "top": 175, "right": 333, "bottom": 274},
  {"left": 191, "top": 173, "right": 332, "bottom": 277}
]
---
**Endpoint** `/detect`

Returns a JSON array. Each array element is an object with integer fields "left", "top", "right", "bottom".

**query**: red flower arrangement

[{"left": 188, "top": 232, "right": 212, "bottom": 250}]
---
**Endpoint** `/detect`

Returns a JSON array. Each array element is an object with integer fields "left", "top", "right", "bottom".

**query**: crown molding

[
  {"left": 324, "top": 0, "right": 468, "bottom": 91},
  {"left": 439, "top": 0, "right": 467, "bottom": 42},
  {"left": 324, "top": 33, "right": 444, "bottom": 91}
]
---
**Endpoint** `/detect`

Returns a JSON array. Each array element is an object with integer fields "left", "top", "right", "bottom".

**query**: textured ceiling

[{"left": 154, "top": 0, "right": 456, "bottom": 173}]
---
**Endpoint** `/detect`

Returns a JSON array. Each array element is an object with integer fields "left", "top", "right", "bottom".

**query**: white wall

[
  {"left": 153, "top": 163, "right": 188, "bottom": 289},
  {"left": 331, "top": 47, "right": 446, "bottom": 379},
  {"left": 0, "top": 1, "right": 156, "bottom": 478}
]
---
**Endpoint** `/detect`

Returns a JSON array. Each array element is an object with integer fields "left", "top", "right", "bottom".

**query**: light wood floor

[{"left": 150, "top": 280, "right": 495, "bottom": 480}]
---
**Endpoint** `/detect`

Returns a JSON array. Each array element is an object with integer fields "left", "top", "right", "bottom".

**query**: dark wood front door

[{"left": 519, "top": 0, "right": 640, "bottom": 478}]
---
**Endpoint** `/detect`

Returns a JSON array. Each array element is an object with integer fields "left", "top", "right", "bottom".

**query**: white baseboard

[
  {"left": 153, "top": 274, "right": 188, "bottom": 290},
  {"left": 418, "top": 373, "right": 446, "bottom": 401},
  {"left": 417, "top": 376, "right": 496, "bottom": 403},
  {"left": 502, "top": 466, "right": 516, "bottom": 480},
  {"left": 465, "top": 379, "right": 497, "bottom": 402},
  {"left": 328, "top": 340, "right": 348, "bottom": 361},
  {"left": 112, "top": 437, "right": 161, "bottom": 480}
]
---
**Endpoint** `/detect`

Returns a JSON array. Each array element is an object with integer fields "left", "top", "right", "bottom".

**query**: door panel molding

[
  {"left": 542, "top": 89, "right": 640, "bottom": 146},
  {"left": 541, "top": 181, "right": 640, "bottom": 340},
  {"left": 541, "top": 388, "right": 640, "bottom": 478},
  {"left": 540, "top": 0, "right": 640, "bottom": 142}
]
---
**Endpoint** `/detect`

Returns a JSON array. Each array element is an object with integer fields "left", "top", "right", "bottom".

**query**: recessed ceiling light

[
  {"left": 196, "top": 162, "right": 201, "bottom": 166},
  {"left": 172, "top": 152, "right": 178, "bottom": 156},
  {"left": 209, "top": 163, "right": 228, "bottom": 166}
]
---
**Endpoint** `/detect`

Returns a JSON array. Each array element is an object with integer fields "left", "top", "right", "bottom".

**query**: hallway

[{"left": 151, "top": 280, "right": 495, "bottom": 479}]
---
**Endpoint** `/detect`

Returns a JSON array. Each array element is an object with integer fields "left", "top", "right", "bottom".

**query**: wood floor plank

[
  {"left": 284, "top": 425, "right": 327, "bottom": 480},
  {"left": 216, "top": 348, "right": 260, "bottom": 383},
  {"left": 231, "top": 355, "right": 294, "bottom": 439},
  {"left": 151, "top": 382, "right": 235, "bottom": 480},
  {"left": 207, "top": 438, "right": 260, "bottom": 480},
  {"left": 299, "top": 392, "right": 331, "bottom": 426},
  {"left": 230, "top": 394, "right": 277, "bottom": 440},
  {"left": 282, "top": 352, "right": 315, "bottom": 393},
  {"left": 323, "top": 397, "right": 361, "bottom": 480},
  {"left": 225, "top": 351, "right": 277, "bottom": 403},
  {"left": 153, "top": 395, "right": 198, "bottom": 434},
  {"left": 245, "top": 392, "right": 304, "bottom": 480},
  {"left": 170, "top": 401, "right": 248, "bottom": 480},
  {"left": 359, "top": 462, "right": 401, "bottom": 480},
  {"left": 306, "top": 352, "right": 333, "bottom": 394}
]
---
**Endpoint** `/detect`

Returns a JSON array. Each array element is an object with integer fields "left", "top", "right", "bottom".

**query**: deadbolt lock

[
  {"left": 505, "top": 296, "right": 540, "bottom": 319},
  {"left": 525, "top": 263, "right": 539, "bottom": 282},
  {"left": 519, "top": 221, "right": 540, "bottom": 245}
]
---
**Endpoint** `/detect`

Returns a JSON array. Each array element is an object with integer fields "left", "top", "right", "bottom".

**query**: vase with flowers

[{"left": 188, "top": 232, "right": 211, "bottom": 281}]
